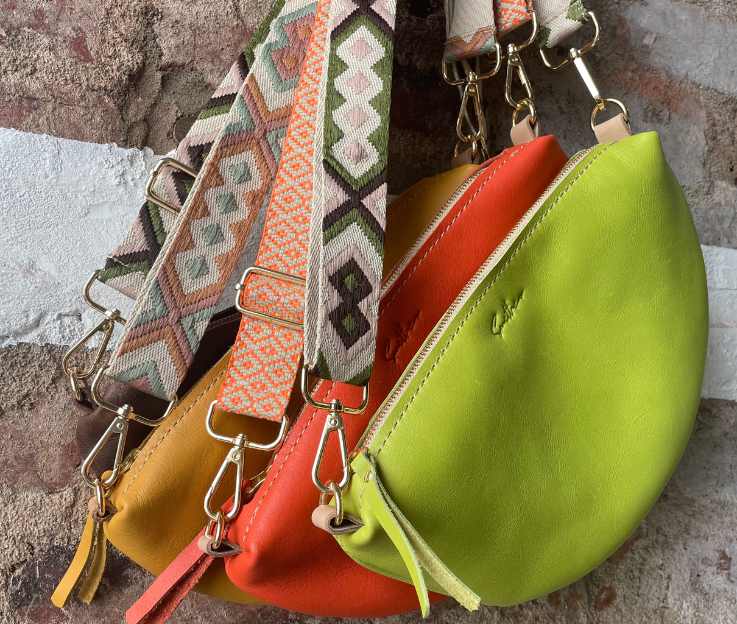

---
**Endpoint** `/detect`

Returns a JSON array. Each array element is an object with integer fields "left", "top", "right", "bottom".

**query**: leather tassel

[
  {"left": 125, "top": 532, "right": 214, "bottom": 624},
  {"left": 51, "top": 513, "right": 107, "bottom": 607},
  {"left": 363, "top": 453, "right": 481, "bottom": 617}
]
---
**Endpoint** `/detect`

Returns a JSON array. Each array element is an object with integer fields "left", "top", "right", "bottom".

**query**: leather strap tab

[
  {"left": 51, "top": 514, "right": 107, "bottom": 607},
  {"left": 593, "top": 112, "right": 632, "bottom": 144},
  {"left": 125, "top": 533, "right": 214, "bottom": 624},
  {"left": 510, "top": 114, "right": 538, "bottom": 146}
]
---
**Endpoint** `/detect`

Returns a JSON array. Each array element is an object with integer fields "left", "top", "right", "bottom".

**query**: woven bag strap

[
  {"left": 218, "top": 0, "right": 397, "bottom": 420},
  {"left": 103, "top": 0, "right": 318, "bottom": 401}
]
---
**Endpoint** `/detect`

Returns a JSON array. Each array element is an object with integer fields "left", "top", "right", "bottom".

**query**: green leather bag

[{"left": 332, "top": 132, "right": 708, "bottom": 614}]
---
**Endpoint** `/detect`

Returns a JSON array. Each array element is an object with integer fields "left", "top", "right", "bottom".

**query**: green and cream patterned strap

[
  {"left": 105, "top": 0, "right": 317, "bottom": 401},
  {"left": 303, "top": 0, "right": 397, "bottom": 386}
]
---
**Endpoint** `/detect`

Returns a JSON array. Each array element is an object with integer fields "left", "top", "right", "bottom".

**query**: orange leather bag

[{"left": 220, "top": 136, "right": 569, "bottom": 616}]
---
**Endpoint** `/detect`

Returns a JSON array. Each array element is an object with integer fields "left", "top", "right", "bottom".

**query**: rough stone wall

[{"left": 0, "top": 1, "right": 736, "bottom": 623}]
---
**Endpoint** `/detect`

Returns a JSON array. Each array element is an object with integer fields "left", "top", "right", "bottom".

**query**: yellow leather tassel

[{"left": 51, "top": 513, "right": 107, "bottom": 607}]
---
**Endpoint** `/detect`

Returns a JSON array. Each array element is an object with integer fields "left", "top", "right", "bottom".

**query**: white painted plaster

[
  {"left": 0, "top": 129, "right": 734, "bottom": 400},
  {"left": 0, "top": 128, "right": 156, "bottom": 347}
]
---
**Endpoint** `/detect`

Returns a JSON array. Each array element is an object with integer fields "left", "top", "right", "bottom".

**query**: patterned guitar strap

[
  {"left": 60, "top": 2, "right": 285, "bottom": 403},
  {"left": 52, "top": 0, "right": 313, "bottom": 609},
  {"left": 124, "top": 0, "right": 397, "bottom": 621},
  {"left": 215, "top": 0, "right": 396, "bottom": 521}
]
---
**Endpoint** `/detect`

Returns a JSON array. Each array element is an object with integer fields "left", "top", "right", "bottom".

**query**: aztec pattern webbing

[
  {"left": 495, "top": 0, "right": 534, "bottom": 37},
  {"left": 535, "top": 0, "right": 586, "bottom": 47},
  {"left": 445, "top": 1, "right": 587, "bottom": 61},
  {"left": 218, "top": 0, "right": 331, "bottom": 419},
  {"left": 303, "top": 0, "right": 397, "bottom": 385},
  {"left": 444, "top": 0, "right": 498, "bottom": 61},
  {"left": 95, "top": 5, "right": 283, "bottom": 300},
  {"left": 106, "top": 0, "right": 317, "bottom": 400}
]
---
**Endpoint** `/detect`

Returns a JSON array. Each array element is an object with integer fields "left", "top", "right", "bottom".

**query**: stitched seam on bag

[
  {"left": 241, "top": 381, "right": 337, "bottom": 542},
  {"left": 373, "top": 145, "right": 609, "bottom": 460},
  {"left": 239, "top": 149, "right": 525, "bottom": 540},
  {"left": 119, "top": 369, "right": 226, "bottom": 498},
  {"left": 382, "top": 145, "right": 526, "bottom": 310}
]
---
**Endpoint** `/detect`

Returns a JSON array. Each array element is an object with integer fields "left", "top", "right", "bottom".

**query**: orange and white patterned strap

[
  {"left": 219, "top": 0, "right": 397, "bottom": 420},
  {"left": 216, "top": 0, "right": 331, "bottom": 420}
]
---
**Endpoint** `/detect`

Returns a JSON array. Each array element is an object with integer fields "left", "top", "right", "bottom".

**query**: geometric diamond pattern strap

[
  {"left": 534, "top": 0, "right": 586, "bottom": 48},
  {"left": 95, "top": 5, "right": 283, "bottom": 300},
  {"left": 495, "top": 0, "right": 534, "bottom": 38},
  {"left": 302, "top": 0, "right": 397, "bottom": 386},
  {"left": 218, "top": 0, "right": 332, "bottom": 420},
  {"left": 105, "top": 0, "right": 318, "bottom": 401}
]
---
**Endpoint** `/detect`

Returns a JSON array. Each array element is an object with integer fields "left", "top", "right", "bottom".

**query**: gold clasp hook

[
  {"left": 503, "top": 10, "right": 540, "bottom": 136},
  {"left": 201, "top": 400, "right": 289, "bottom": 546},
  {"left": 203, "top": 434, "right": 247, "bottom": 524},
  {"left": 441, "top": 44, "right": 503, "bottom": 162},
  {"left": 311, "top": 400, "right": 351, "bottom": 494},
  {"left": 62, "top": 271, "right": 126, "bottom": 401},
  {"left": 301, "top": 367, "right": 369, "bottom": 520},
  {"left": 538, "top": 11, "right": 630, "bottom": 135}
]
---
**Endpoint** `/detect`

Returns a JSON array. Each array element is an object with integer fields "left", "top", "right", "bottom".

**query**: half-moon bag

[{"left": 332, "top": 131, "right": 708, "bottom": 614}]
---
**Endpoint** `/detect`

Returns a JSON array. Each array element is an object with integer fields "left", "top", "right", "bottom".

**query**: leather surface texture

[
  {"left": 224, "top": 137, "right": 569, "bottom": 616},
  {"left": 105, "top": 351, "right": 280, "bottom": 603},
  {"left": 336, "top": 132, "right": 709, "bottom": 607}
]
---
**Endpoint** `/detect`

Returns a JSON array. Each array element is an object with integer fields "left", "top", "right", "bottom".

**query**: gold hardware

[
  {"left": 441, "top": 43, "right": 503, "bottom": 86},
  {"left": 301, "top": 366, "right": 368, "bottom": 520},
  {"left": 62, "top": 271, "right": 126, "bottom": 401},
  {"left": 81, "top": 412, "right": 129, "bottom": 489},
  {"left": 90, "top": 365, "right": 176, "bottom": 427},
  {"left": 311, "top": 401, "right": 351, "bottom": 494},
  {"left": 539, "top": 10, "right": 600, "bottom": 71},
  {"left": 235, "top": 266, "right": 306, "bottom": 331},
  {"left": 591, "top": 98, "right": 630, "bottom": 132},
  {"left": 537, "top": 11, "right": 630, "bottom": 137},
  {"left": 145, "top": 157, "right": 197, "bottom": 215},
  {"left": 442, "top": 45, "right": 503, "bottom": 163},
  {"left": 202, "top": 400, "right": 289, "bottom": 530},
  {"left": 204, "top": 438, "right": 247, "bottom": 523},
  {"left": 80, "top": 366, "right": 177, "bottom": 504},
  {"left": 300, "top": 366, "right": 370, "bottom": 415}
]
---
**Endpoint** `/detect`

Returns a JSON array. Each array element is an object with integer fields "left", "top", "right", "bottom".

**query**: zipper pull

[{"left": 51, "top": 499, "right": 108, "bottom": 607}]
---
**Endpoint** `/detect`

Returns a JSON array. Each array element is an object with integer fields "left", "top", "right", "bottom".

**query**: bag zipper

[{"left": 360, "top": 148, "right": 592, "bottom": 451}]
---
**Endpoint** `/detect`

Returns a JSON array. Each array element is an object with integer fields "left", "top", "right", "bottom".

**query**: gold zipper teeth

[{"left": 362, "top": 149, "right": 592, "bottom": 449}]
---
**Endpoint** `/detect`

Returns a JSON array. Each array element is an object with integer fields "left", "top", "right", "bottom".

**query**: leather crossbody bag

[{"left": 327, "top": 3, "right": 709, "bottom": 615}]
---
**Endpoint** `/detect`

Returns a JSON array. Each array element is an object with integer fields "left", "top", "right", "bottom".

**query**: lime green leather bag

[{"left": 332, "top": 132, "right": 708, "bottom": 613}]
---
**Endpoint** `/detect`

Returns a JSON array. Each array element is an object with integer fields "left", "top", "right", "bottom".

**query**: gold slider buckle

[
  {"left": 235, "top": 266, "right": 306, "bottom": 331},
  {"left": 62, "top": 271, "right": 127, "bottom": 402},
  {"left": 145, "top": 157, "right": 197, "bottom": 215}
]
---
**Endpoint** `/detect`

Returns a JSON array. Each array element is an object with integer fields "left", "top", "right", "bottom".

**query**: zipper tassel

[
  {"left": 51, "top": 512, "right": 108, "bottom": 607},
  {"left": 363, "top": 453, "right": 480, "bottom": 617}
]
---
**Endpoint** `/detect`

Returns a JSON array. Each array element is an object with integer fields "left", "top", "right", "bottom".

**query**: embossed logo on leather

[
  {"left": 491, "top": 291, "right": 524, "bottom": 336},
  {"left": 384, "top": 310, "right": 422, "bottom": 364}
]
